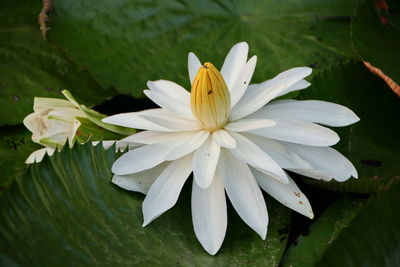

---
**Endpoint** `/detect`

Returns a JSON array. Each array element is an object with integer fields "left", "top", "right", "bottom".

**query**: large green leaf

[
  {"left": 299, "top": 61, "right": 400, "bottom": 193},
  {"left": 0, "top": 0, "right": 116, "bottom": 126},
  {"left": 352, "top": 0, "right": 400, "bottom": 85},
  {"left": 0, "top": 126, "right": 39, "bottom": 196},
  {"left": 49, "top": 0, "right": 360, "bottom": 96},
  {"left": 317, "top": 184, "right": 400, "bottom": 266},
  {"left": 281, "top": 196, "right": 366, "bottom": 267},
  {"left": 0, "top": 143, "right": 291, "bottom": 265}
]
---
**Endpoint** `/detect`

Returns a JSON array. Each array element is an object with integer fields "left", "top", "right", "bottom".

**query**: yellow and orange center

[{"left": 190, "top": 62, "right": 231, "bottom": 132}]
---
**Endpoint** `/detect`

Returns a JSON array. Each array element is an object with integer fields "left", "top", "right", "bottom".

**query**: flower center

[{"left": 190, "top": 62, "right": 231, "bottom": 132}]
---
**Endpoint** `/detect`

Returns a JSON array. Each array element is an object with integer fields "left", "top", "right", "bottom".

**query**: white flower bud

[
  {"left": 23, "top": 97, "right": 85, "bottom": 148},
  {"left": 190, "top": 62, "right": 231, "bottom": 132}
]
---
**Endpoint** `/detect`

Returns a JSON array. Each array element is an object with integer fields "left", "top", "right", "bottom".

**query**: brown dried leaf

[
  {"left": 38, "top": 0, "right": 54, "bottom": 40},
  {"left": 363, "top": 61, "right": 400, "bottom": 97}
]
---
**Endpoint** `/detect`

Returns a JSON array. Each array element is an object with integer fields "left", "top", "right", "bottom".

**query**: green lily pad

[
  {"left": 352, "top": 0, "right": 400, "bottom": 86},
  {"left": 281, "top": 195, "right": 366, "bottom": 267},
  {"left": 0, "top": 0, "right": 116, "bottom": 126},
  {"left": 317, "top": 184, "right": 400, "bottom": 266},
  {"left": 0, "top": 143, "right": 291, "bottom": 265},
  {"left": 299, "top": 61, "right": 400, "bottom": 194},
  {"left": 0, "top": 126, "right": 40, "bottom": 196},
  {"left": 49, "top": 0, "right": 360, "bottom": 96}
]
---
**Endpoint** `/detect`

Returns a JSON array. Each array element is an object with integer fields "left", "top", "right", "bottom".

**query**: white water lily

[
  {"left": 23, "top": 91, "right": 136, "bottom": 164},
  {"left": 103, "top": 42, "right": 359, "bottom": 255},
  {"left": 23, "top": 97, "right": 85, "bottom": 164}
]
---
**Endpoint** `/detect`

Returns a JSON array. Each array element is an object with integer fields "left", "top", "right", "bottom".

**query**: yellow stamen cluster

[{"left": 190, "top": 62, "right": 231, "bottom": 132}]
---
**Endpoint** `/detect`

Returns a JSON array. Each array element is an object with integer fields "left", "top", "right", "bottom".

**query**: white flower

[
  {"left": 23, "top": 97, "right": 84, "bottom": 163},
  {"left": 103, "top": 42, "right": 359, "bottom": 255},
  {"left": 23, "top": 90, "right": 136, "bottom": 164}
]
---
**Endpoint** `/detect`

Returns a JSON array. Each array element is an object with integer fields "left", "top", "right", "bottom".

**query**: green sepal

[
  {"left": 38, "top": 137, "right": 65, "bottom": 148},
  {"left": 62, "top": 90, "right": 136, "bottom": 136},
  {"left": 74, "top": 117, "right": 124, "bottom": 143}
]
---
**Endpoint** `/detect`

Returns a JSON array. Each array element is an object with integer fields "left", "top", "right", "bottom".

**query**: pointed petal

[
  {"left": 111, "top": 132, "right": 200, "bottom": 175},
  {"left": 289, "top": 169, "right": 332, "bottom": 181},
  {"left": 193, "top": 135, "right": 221, "bottom": 188},
  {"left": 143, "top": 154, "right": 193, "bottom": 226},
  {"left": 91, "top": 140, "right": 116, "bottom": 150},
  {"left": 192, "top": 173, "right": 227, "bottom": 255},
  {"left": 230, "top": 67, "right": 312, "bottom": 120},
  {"left": 230, "top": 56, "right": 257, "bottom": 108},
  {"left": 120, "top": 131, "right": 181, "bottom": 145},
  {"left": 243, "top": 134, "right": 312, "bottom": 169},
  {"left": 103, "top": 109, "right": 200, "bottom": 132},
  {"left": 188, "top": 52, "right": 202, "bottom": 84},
  {"left": 224, "top": 119, "right": 276, "bottom": 132},
  {"left": 25, "top": 147, "right": 55, "bottom": 164},
  {"left": 252, "top": 168, "right": 314, "bottom": 219},
  {"left": 147, "top": 80, "right": 190, "bottom": 104},
  {"left": 251, "top": 100, "right": 360, "bottom": 127},
  {"left": 112, "top": 144, "right": 169, "bottom": 175},
  {"left": 165, "top": 131, "right": 209, "bottom": 161},
  {"left": 221, "top": 42, "right": 249, "bottom": 91},
  {"left": 140, "top": 111, "right": 201, "bottom": 131},
  {"left": 102, "top": 109, "right": 168, "bottom": 131},
  {"left": 229, "top": 132, "right": 288, "bottom": 183},
  {"left": 144, "top": 90, "right": 193, "bottom": 119},
  {"left": 249, "top": 119, "right": 340, "bottom": 147},
  {"left": 283, "top": 142, "right": 358, "bottom": 181},
  {"left": 212, "top": 130, "right": 236, "bottom": 149},
  {"left": 111, "top": 162, "right": 169, "bottom": 194},
  {"left": 218, "top": 150, "right": 268, "bottom": 239},
  {"left": 23, "top": 111, "right": 47, "bottom": 138},
  {"left": 276, "top": 79, "right": 311, "bottom": 97},
  {"left": 33, "top": 97, "right": 75, "bottom": 111}
]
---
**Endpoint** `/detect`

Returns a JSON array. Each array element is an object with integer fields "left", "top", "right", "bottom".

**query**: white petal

[
  {"left": 112, "top": 144, "right": 169, "bottom": 175},
  {"left": 143, "top": 90, "right": 193, "bottom": 119},
  {"left": 252, "top": 168, "right": 314, "bottom": 219},
  {"left": 112, "top": 131, "right": 201, "bottom": 175},
  {"left": 218, "top": 150, "right": 268, "bottom": 239},
  {"left": 192, "top": 173, "right": 227, "bottom": 255},
  {"left": 276, "top": 79, "right": 311, "bottom": 97},
  {"left": 229, "top": 132, "right": 289, "bottom": 184},
  {"left": 193, "top": 135, "right": 221, "bottom": 188},
  {"left": 288, "top": 169, "right": 332, "bottom": 181},
  {"left": 91, "top": 140, "right": 116, "bottom": 150},
  {"left": 221, "top": 42, "right": 249, "bottom": 91},
  {"left": 68, "top": 119, "right": 80, "bottom": 147},
  {"left": 230, "top": 67, "right": 312, "bottom": 120},
  {"left": 249, "top": 119, "right": 340, "bottom": 147},
  {"left": 118, "top": 131, "right": 177, "bottom": 145},
  {"left": 188, "top": 52, "right": 202, "bottom": 84},
  {"left": 111, "top": 162, "right": 169, "bottom": 194},
  {"left": 230, "top": 56, "right": 257, "bottom": 108},
  {"left": 147, "top": 80, "right": 190, "bottom": 105},
  {"left": 120, "top": 130, "right": 201, "bottom": 146},
  {"left": 103, "top": 109, "right": 200, "bottom": 132},
  {"left": 46, "top": 107, "right": 84, "bottom": 119},
  {"left": 25, "top": 147, "right": 55, "bottom": 164},
  {"left": 165, "top": 131, "right": 209, "bottom": 160},
  {"left": 283, "top": 142, "right": 358, "bottom": 181},
  {"left": 212, "top": 130, "right": 236, "bottom": 149},
  {"left": 33, "top": 97, "right": 76, "bottom": 111},
  {"left": 224, "top": 119, "right": 276, "bottom": 132},
  {"left": 143, "top": 154, "right": 193, "bottom": 226},
  {"left": 140, "top": 111, "right": 201, "bottom": 131},
  {"left": 243, "top": 134, "right": 312, "bottom": 169},
  {"left": 23, "top": 111, "right": 47, "bottom": 135},
  {"left": 102, "top": 109, "right": 168, "bottom": 131},
  {"left": 251, "top": 100, "right": 360, "bottom": 127}
]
